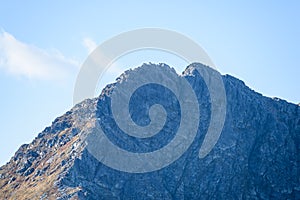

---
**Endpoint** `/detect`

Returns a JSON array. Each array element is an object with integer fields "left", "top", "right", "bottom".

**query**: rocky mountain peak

[{"left": 0, "top": 63, "right": 299, "bottom": 199}]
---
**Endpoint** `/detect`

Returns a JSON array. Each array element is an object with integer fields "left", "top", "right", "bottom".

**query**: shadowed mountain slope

[{"left": 0, "top": 63, "right": 299, "bottom": 200}]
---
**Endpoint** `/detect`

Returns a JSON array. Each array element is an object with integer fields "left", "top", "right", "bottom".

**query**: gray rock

[
  {"left": 0, "top": 63, "right": 299, "bottom": 200},
  {"left": 24, "top": 168, "right": 34, "bottom": 176}
]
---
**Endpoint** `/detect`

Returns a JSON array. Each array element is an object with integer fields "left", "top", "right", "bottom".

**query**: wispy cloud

[
  {"left": 82, "top": 37, "right": 97, "bottom": 54},
  {"left": 82, "top": 36, "right": 124, "bottom": 77},
  {"left": 81, "top": 37, "right": 127, "bottom": 94},
  {"left": 0, "top": 31, "right": 79, "bottom": 81}
]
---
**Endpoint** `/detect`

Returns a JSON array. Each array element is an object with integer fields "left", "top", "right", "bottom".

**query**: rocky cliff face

[{"left": 0, "top": 63, "right": 299, "bottom": 200}]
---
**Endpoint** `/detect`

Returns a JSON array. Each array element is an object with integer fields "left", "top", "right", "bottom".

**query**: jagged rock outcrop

[{"left": 0, "top": 63, "right": 299, "bottom": 199}]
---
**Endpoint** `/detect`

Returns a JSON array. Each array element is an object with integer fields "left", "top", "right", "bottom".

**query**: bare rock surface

[{"left": 0, "top": 63, "right": 299, "bottom": 200}]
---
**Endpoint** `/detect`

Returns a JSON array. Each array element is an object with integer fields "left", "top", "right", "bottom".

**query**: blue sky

[{"left": 0, "top": 1, "right": 299, "bottom": 165}]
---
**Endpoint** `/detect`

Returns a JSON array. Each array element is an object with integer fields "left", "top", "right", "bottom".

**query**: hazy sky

[{"left": 0, "top": 1, "right": 299, "bottom": 165}]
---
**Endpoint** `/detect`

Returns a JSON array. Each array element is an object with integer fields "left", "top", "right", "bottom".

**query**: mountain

[{"left": 0, "top": 63, "right": 299, "bottom": 200}]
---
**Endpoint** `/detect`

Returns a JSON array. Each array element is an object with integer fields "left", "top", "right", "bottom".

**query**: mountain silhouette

[{"left": 0, "top": 63, "right": 299, "bottom": 200}]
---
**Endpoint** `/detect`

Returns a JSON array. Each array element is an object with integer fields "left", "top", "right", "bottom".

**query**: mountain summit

[{"left": 0, "top": 63, "right": 299, "bottom": 199}]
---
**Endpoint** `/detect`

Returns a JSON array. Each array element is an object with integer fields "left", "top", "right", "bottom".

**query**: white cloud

[
  {"left": 82, "top": 37, "right": 97, "bottom": 54},
  {"left": 81, "top": 36, "right": 125, "bottom": 87},
  {"left": 0, "top": 31, "right": 79, "bottom": 81}
]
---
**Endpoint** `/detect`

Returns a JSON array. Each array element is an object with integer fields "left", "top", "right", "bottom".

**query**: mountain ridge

[{"left": 0, "top": 63, "right": 299, "bottom": 199}]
